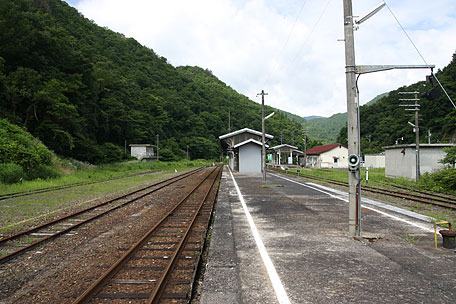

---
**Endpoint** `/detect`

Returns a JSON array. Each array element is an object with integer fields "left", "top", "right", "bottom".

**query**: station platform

[{"left": 200, "top": 167, "right": 456, "bottom": 304}]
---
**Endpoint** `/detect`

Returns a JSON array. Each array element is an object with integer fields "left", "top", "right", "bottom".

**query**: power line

[
  {"left": 280, "top": 0, "right": 308, "bottom": 58},
  {"left": 284, "top": 0, "right": 333, "bottom": 74},
  {"left": 262, "top": 0, "right": 333, "bottom": 89},
  {"left": 384, "top": 1, "right": 456, "bottom": 109},
  {"left": 263, "top": 0, "right": 308, "bottom": 87}
]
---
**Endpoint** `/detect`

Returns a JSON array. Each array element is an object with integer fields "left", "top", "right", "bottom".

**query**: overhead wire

[
  {"left": 284, "top": 0, "right": 333, "bottom": 75},
  {"left": 262, "top": 0, "right": 308, "bottom": 88},
  {"left": 384, "top": 1, "right": 456, "bottom": 109},
  {"left": 261, "top": 0, "right": 334, "bottom": 91},
  {"left": 279, "top": 0, "right": 309, "bottom": 58}
]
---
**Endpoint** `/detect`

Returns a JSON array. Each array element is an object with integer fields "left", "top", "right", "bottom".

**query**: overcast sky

[{"left": 65, "top": 0, "right": 456, "bottom": 117}]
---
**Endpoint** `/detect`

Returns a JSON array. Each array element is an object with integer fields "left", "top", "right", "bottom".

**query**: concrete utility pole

[
  {"left": 302, "top": 129, "right": 308, "bottom": 167},
  {"left": 342, "top": 0, "right": 434, "bottom": 237},
  {"left": 228, "top": 109, "right": 231, "bottom": 133},
  {"left": 257, "top": 90, "right": 268, "bottom": 182},
  {"left": 343, "top": 0, "right": 361, "bottom": 236},
  {"left": 400, "top": 92, "right": 420, "bottom": 181},
  {"left": 156, "top": 134, "right": 159, "bottom": 161}
]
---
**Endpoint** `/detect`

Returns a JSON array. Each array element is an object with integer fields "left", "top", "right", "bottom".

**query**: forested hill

[
  {"left": 278, "top": 92, "right": 390, "bottom": 145},
  {"left": 0, "top": 0, "right": 307, "bottom": 163},
  {"left": 337, "top": 53, "right": 456, "bottom": 154}
]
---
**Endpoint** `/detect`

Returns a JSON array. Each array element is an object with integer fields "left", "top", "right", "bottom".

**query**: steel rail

[
  {"left": 149, "top": 166, "right": 222, "bottom": 303},
  {"left": 72, "top": 166, "right": 220, "bottom": 304},
  {"left": 0, "top": 167, "right": 204, "bottom": 264},
  {"left": 271, "top": 169, "right": 456, "bottom": 209},
  {"left": 385, "top": 183, "right": 456, "bottom": 201}
]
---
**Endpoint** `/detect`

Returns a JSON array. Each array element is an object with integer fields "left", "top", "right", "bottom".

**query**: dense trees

[{"left": 0, "top": 0, "right": 309, "bottom": 163}]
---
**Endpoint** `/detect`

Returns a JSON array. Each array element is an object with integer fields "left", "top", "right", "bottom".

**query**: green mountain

[
  {"left": 337, "top": 54, "right": 456, "bottom": 153},
  {"left": 278, "top": 92, "right": 394, "bottom": 145},
  {"left": 0, "top": 0, "right": 308, "bottom": 163},
  {"left": 304, "top": 116, "right": 324, "bottom": 120},
  {"left": 308, "top": 113, "right": 347, "bottom": 144}
]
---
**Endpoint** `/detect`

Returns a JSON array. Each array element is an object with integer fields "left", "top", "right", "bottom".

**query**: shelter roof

[
  {"left": 129, "top": 144, "right": 155, "bottom": 147},
  {"left": 219, "top": 128, "right": 273, "bottom": 140},
  {"left": 305, "top": 143, "right": 346, "bottom": 155},
  {"left": 270, "top": 144, "right": 299, "bottom": 150},
  {"left": 234, "top": 138, "right": 269, "bottom": 149}
]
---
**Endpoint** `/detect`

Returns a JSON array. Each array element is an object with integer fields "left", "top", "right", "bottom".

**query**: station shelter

[
  {"left": 219, "top": 128, "right": 273, "bottom": 173},
  {"left": 269, "top": 144, "right": 303, "bottom": 166},
  {"left": 129, "top": 144, "right": 158, "bottom": 161}
]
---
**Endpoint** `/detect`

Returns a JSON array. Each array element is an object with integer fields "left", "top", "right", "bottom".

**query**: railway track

[
  {"left": 73, "top": 165, "right": 222, "bottom": 303},
  {"left": 0, "top": 167, "right": 204, "bottom": 264},
  {"left": 0, "top": 170, "right": 159, "bottom": 201},
  {"left": 271, "top": 169, "right": 456, "bottom": 210}
]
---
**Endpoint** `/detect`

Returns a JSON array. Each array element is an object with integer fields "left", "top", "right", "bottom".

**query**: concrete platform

[{"left": 200, "top": 167, "right": 456, "bottom": 304}]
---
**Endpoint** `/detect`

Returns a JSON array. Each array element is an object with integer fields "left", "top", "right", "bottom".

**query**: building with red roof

[{"left": 304, "top": 143, "right": 348, "bottom": 168}]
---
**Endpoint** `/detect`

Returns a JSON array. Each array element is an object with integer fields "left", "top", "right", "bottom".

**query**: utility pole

[
  {"left": 399, "top": 92, "right": 420, "bottom": 181},
  {"left": 280, "top": 131, "right": 283, "bottom": 145},
  {"left": 302, "top": 129, "right": 308, "bottom": 167},
  {"left": 341, "top": 0, "right": 434, "bottom": 237},
  {"left": 257, "top": 90, "right": 268, "bottom": 182},
  {"left": 343, "top": 0, "right": 361, "bottom": 236},
  {"left": 228, "top": 109, "right": 231, "bottom": 133},
  {"left": 156, "top": 134, "right": 159, "bottom": 161}
]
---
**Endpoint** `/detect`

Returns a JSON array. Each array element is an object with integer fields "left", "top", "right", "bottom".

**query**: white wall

[
  {"left": 385, "top": 145, "right": 452, "bottom": 181},
  {"left": 131, "top": 146, "right": 147, "bottom": 160},
  {"left": 365, "top": 154, "right": 385, "bottom": 168},
  {"left": 320, "top": 146, "right": 348, "bottom": 168},
  {"left": 239, "top": 143, "right": 262, "bottom": 173}
]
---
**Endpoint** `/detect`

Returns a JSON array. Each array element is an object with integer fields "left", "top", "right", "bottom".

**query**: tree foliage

[
  {"left": 337, "top": 53, "right": 456, "bottom": 154},
  {"left": 0, "top": 0, "right": 311, "bottom": 162}
]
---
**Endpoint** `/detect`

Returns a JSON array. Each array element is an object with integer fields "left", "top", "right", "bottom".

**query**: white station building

[{"left": 219, "top": 128, "right": 273, "bottom": 173}]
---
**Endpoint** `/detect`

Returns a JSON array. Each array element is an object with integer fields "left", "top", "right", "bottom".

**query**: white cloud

[{"left": 73, "top": 0, "right": 456, "bottom": 117}]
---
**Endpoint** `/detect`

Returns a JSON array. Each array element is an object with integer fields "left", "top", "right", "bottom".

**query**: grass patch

[
  {"left": 0, "top": 159, "right": 211, "bottom": 195},
  {"left": 0, "top": 160, "right": 212, "bottom": 235}
]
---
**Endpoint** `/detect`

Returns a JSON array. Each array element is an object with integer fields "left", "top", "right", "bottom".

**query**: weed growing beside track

[{"left": 0, "top": 160, "right": 212, "bottom": 236}]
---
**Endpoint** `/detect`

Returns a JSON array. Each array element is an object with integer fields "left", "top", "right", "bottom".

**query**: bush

[
  {"left": 26, "top": 164, "right": 62, "bottom": 180},
  {"left": 419, "top": 168, "right": 456, "bottom": 194},
  {"left": 0, "top": 119, "right": 53, "bottom": 171},
  {"left": 159, "top": 148, "right": 177, "bottom": 161},
  {"left": 0, "top": 163, "right": 25, "bottom": 184},
  {"left": 432, "top": 168, "right": 456, "bottom": 193},
  {"left": 100, "top": 142, "right": 124, "bottom": 163}
]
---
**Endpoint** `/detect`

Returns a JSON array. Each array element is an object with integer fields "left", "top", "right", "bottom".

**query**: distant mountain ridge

[
  {"left": 277, "top": 92, "right": 391, "bottom": 144},
  {"left": 304, "top": 115, "right": 324, "bottom": 120}
]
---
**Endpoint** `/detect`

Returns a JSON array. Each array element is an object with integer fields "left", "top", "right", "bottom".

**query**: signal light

[{"left": 348, "top": 154, "right": 359, "bottom": 172}]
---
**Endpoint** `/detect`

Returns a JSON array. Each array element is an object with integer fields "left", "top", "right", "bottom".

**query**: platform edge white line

[
  {"left": 228, "top": 168, "right": 291, "bottom": 304},
  {"left": 269, "top": 172, "right": 435, "bottom": 233}
]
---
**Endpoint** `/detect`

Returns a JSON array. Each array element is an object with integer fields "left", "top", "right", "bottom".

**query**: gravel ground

[{"left": 0, "top": 168, "right": 212, "bottom": 303}]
